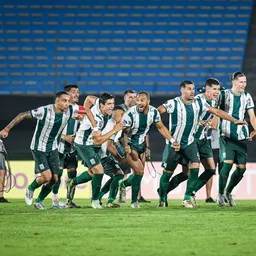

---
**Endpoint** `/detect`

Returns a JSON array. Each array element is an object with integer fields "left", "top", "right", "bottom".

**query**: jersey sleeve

[
  {"left": 153, "top": 109, "right": 161, "bottom": 123},
  {"left": 122, "top": 111, "right": 133, "bottom": 128},
  {"left": 162, "top": 99, "right": 175, "bottom": 114},
  {"left": 30, "top": 106, "right": 45, "bottom": 120},
  {"left": 246, "top": 93, "right": 254, "bottom": 110},
  {"left": 200, "top": 97, "right": 211, "bottom": 113}
]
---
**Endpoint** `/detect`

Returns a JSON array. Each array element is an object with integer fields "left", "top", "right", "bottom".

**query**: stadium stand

[{"left": 0, "top": 0, "right": 254, "bottom": 95}]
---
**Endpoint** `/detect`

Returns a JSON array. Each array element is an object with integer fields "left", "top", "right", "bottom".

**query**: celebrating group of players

[{"left": 0, "top": 71, "right": 255, "bottom": 209}]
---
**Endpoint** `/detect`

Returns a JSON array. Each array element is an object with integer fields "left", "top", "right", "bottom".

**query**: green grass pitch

[{"left": 1, "top": 199, "right": 256, "bottom": 256}]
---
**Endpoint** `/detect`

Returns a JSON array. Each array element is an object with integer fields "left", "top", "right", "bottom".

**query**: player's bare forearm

[
  {"left": 156, "top": 121, "right": 172, "bottom": 141},
  {"left": 122, "top": 129, "right": 130, "bottom": 148},
  {"left": 107, "top": 140, "right": 123, "bottom": 161},
  {"left": 93, "top": 130, "right": 116, "bottom": 146},
  {"left": 84, "top": 108, "right": 97, "bottom": 128},
  {"left": 5, "top": 111, "right": 32, "bottom": 132},
  {"left": 209, "top": 107, "right": 245, "bottom": 124}
]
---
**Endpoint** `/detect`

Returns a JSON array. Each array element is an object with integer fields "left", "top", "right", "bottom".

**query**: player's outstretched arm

[
  {"left": 0, "top": 111, "right": 32, "bottom": 138},
  {"left": 208, "top": 107, "right": 247, "bottom": 125},
  {"left": 83, "top": 95, "right": 97, "bottom": 109},
  {"left": 155, "top": 121, "right": 180, "bottom": 151}
]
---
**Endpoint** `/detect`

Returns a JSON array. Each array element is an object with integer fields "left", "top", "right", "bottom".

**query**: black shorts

[
  {"left": 59, "top": 151, "right": 78, "bottom": 169},
  {"left": 101, "top": 157, "right": 122, "bottom": 177}
]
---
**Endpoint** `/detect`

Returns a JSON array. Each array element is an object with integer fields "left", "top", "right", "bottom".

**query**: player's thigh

[
  {"left": 197, "top": 138, "right": 213, "bottom": 161},
  {"left": 162, "top": 145, "right": 179, "bottom": 172},
  {"left": 234, "top": 141, "right": 247, "bottom": 165},
  {"left": 76, "top": 144, "right": 101, "bottom": 169},
  {"left": 48, "top": 149, "right": 61, "bottom": 175}
]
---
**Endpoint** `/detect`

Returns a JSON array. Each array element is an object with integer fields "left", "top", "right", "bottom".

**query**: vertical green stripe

[
  {"left": 230, "top": 95, "right": 240, "bottom": 140},
  {"left": 83, "top": 128, "right": 92, "bottom": 144},
  {"left": 34, "top": 108, "right": 47, "bottom": 150},
  {"left": 47, "top": 113, "right": 63, "bottom": 151},
  {"left": 128, "top": 112, "right": 134, "bottom": 127},
  {"left": 132, "top": 113, "right": 148, "bottom": 143},
  {"left": 171, "top": 100, "right": 178, "bottom": 135},
  {"left": 181, "top": 104, "right": 194, "bottom": 147}
]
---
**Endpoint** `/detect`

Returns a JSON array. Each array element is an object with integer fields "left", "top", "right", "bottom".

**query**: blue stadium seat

[{"left": 0, "top": 0, "right": 253, "bottom": 95}]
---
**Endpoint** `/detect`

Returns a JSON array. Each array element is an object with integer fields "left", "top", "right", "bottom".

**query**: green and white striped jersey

[
  {"left": 219, "top": 89, "right": 254, "bottom": 140},
  {"left": 122, "top": 105, "right": 161, "bottom": 145},
  {"left": 58, "top": 104, "right": 80, "bottom": 154},
  {"left": 30, "top": 104, "right": 73, "bottom": 152},
  {"left": 163, "top": 96, "right": 210, "bottom": 148},
  {"left": 194, "top": 93, "right": 218, "bottom": 140},
  {"left": 100, "top": 118, "right": 116, "bottom": 159},
  {"left": 75, "top": 99, "right": 110, "bottom": 146},
  {"left": 119, "top": 103, "right": 130, "bottom": 112}
]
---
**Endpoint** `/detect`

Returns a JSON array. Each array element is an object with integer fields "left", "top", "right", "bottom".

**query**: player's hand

[
  {"left": 172, "top": 142, "right": 180, "bottom": 152},
  {"left": 234, "top": 120, "right": 248, "bottom": 125},
  {"left": 0, "top": 128, "right": 9, "bottom": 139},
  {"left": 62, "top": 134, "right": 75, "bottom": 144},
  {"left": 125, "top": 145, "right": 131, "bottom": 154},
  {"left": 92, "top": 130, "right": 101, "bottom": 138},
  {"left": 198, "top": 120, "right": 210, "bottom": 127},
  {"left": 250, "top": 130, "right": 256, "bottom": 139},
  {"left": 72, "top": 114, "right": 85, "bottom": 120},
  {"left": 146, "top": 147, "right": 151, "bottom": 158},
  {"left": 114, "top": 121, "right": 125, "bottom": 132}
]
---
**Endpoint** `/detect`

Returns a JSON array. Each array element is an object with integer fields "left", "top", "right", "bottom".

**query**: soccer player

[
  {"left": 160, "top": 78, "right": 221, "bottom": 205},
  {"left": 66, "top": 93, "right": 124, "bottom": 209},
  {"left": 51, "top": 84, "right": 81, "bottom": 208},
  {"left": 158, "top": 80, "right": 247, "bottom": 208},
  {"left": 119, "top": 91, "right": 177, "bottom": 208},
  {"left": 98, "top": 106, "right": 126, "bottom": 207},
  {"left": 0, "top": 139, "right": 9, "bottom": 203},
  {"left": 119, "top": 89, "right": 151, "bottom": 203},
  {"left": 0, "top": 91, "right": 97, "bottom": 209},
  {"left": 217, "top": 72, "right": 256, "bottom": 207}
]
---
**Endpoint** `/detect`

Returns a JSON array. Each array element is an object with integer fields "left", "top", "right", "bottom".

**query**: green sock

[
  {"left": 99, "top": 178, "right": 113, "bottom": 200},
  {"left": 52, "top": 170, "right": 63, "bottom": 194},
  {"left": 109, "top": 174, "right": 124, "bottom": 201},
  {"left": 131, "top": 174, "right": 143, "bottom": 203},
  {"left": 123, "top": 174, "right": 134, "bottom": 187},
  {"left": 219, "top": 163, "right": 233, "bottom": 194},
  {"left": 167, "top": 172, "right": 187, "bottom": 194},
  {"left": 194, "top": 169, "right": 216, "bottom": 193},
  {"left": 68, "top": 170, "right": 77, "bottom": 179},
  {"left": 73, "top": 171, "right": 92, "bottom": 185},
  {"left": 36, "top": 184, "right": 52, "bottom": 203},
  {"left": 159, "top": 172, "right": 173, "bottom": 202},
  {"left": 91, "top": 173, "right": 104, "bottom": 200},
  {"left": 28, "top": 178, "right": 41, "bottom": 191},
  {"left": 226, "top": 168, "right": 246, "bottom": 193},
  {"left": 184, "top": 168, "right": 199, "bottom": 200}
]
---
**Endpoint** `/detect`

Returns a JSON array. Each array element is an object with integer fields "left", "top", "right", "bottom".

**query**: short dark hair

[
  {"left": 124, "top": 89, "right": 136, "bottom": 97},
  {"left": 180, "top": 80, "right": 194, "bottom": 88},
  {"left": 205, "top": 78, "right": 220, "bottom": 87},
  {"left": 99, "top": 93, "right": 115, "bottom": 105},
  {"left": 55, "top": 90, "right": 69, "bottom": 99},
  {"left": 138, "top": 91, "right": 150, "bottom": 99},
  {"left": 113, "top": 105, "right": 125, "bottom": 112},
  {"left": 231, "top": 71, "right": 245, "bottom": 81},
  {"left": 64, "top": 84, "right": 79, "bottom": 92}
]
